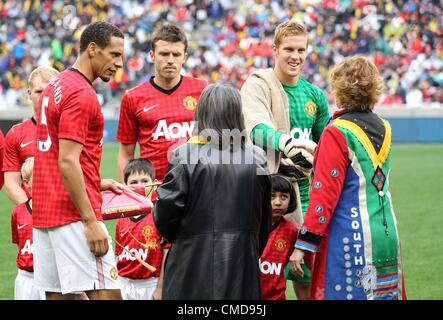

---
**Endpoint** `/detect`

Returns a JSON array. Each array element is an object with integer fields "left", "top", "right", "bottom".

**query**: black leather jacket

[{"left": 154, "top": 142, "right": 272, "bottom": 300}]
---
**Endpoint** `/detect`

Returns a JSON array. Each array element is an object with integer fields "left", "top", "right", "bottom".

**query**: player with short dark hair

[
  {"left": 79, "top": 21, "right": 126, "bottom": 53},
  {"left": 32, "top": 21, "right": 124, "bottom": 300},
  {"left": 151, "top": 24, "right": 188, "bottom": 53},
  {"left": 116, "top": 23, "right": 207, "bottom": 183}
]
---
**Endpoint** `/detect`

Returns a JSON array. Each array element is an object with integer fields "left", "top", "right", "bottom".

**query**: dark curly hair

[{"left": 80, "top": 21, "right": 124, "bottom": 53}]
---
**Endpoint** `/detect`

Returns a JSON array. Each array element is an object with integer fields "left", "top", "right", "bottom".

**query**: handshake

[{"left": 278, "top": 134, "right": 317, "bottom": 180}]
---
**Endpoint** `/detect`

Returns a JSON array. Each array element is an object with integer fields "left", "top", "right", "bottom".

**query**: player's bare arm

[
  {"left": 117, "top": 143, "right": 136, "bottom": 183},
  {"left": 58, "top": 138, "right": 109, "bottom": 257},
  {"left": 100, "top": 178, "right": 125, "bottom": 194},
  {"left": 4, "top": 171, "right": 28, "bottom": 205}
]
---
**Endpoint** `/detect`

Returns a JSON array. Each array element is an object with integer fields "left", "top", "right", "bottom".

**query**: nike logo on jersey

[
  {"left": 143, "top": 104, "right": 158, "bottom": 112},
  {"left": 120, "top": 231, "right": 128, "bottom": 237},
  {"left": 20, "top": 141, "right": 34, "bottom": 148},
  {"left": 17, "top": 224, "right": 28, "bottom": 230}
]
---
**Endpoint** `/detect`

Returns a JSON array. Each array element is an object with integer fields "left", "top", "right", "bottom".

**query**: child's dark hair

[
  {"left": 270, "top": 174, "right": 297, "bottom": 213},
  {"left": 123, "top": 158, "right": 156, "bottom": 184}
]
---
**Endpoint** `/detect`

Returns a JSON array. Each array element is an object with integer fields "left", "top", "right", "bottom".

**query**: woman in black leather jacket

[{"left": 154, "top": 84, "right": 272, "bottom": 300}]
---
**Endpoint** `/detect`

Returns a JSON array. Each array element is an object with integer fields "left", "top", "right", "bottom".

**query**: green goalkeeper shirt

[{"left": 251, "top": 77, "right": 330, "bottom": 214}]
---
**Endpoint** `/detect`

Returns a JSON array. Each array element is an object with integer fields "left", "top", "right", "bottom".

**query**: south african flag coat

[{"left": 295, "top": 109, "right": 406, "bottom": 300}]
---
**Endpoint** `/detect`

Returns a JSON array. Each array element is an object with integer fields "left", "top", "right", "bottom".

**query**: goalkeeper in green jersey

[{"left": 241, "top": 20, "right": 329, "bottom": 300}]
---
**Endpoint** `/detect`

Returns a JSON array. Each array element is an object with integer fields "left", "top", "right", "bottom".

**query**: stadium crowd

[
  {"left": 0, "top": 0, "right": 442, "bottom": 109},
  {"left": 0, "top": 5, "right": 410, "bottom": 300}
]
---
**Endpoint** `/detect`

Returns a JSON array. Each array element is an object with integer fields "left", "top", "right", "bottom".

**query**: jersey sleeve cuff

[
  {"left": 115, "top": 137, "right": 137, "bottom": 144},
  {"left": 273, "top": 131, "right": 283, "bottom": 151},
  {"left": 58, "top": 134, "right": 85, "bottom": 146},
  {"left": 295, "top": 229, "right": 323, "bottom": 252},
  {"left": 2, "top": 166, "right": 22, "bottom": 172}
]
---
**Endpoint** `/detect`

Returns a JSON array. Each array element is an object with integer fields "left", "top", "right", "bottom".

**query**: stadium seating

[{"left": 0, "top": 0, "right": 442, "bottom": 110}]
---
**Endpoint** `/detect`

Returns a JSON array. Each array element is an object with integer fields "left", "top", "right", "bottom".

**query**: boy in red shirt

[
  {"left": 11, "top": 157, "right": 44, "bottom": 299},
  {"left": 260, "top": 174, "right": 299, "bottom": 300},
  {"left": 115, "top": 158, "right": 169, "bottom": 300}
]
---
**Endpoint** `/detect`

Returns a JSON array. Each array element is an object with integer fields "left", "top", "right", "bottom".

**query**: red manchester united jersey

[
  {"left": 116, "top": 76, "right": 207, "bottom": 180},
  {"left": 115, "top": 214, "right": 169, "bottom": 279},
  {"left": 3, "top": 118, "right": 36, "bottom": 171},
  {"left": 33, "top": 68, "right": 104, "bottom": 228},
  {"left": 260, "top": 218, "right": 298, "bottom": 300},
  {"left": 11, "top": 200, "right": 34, "bottom": 272}
]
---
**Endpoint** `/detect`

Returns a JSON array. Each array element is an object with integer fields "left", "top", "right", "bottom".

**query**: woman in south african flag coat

[{"left": 289, "top": 55, "right": 407, "bottom": 300}]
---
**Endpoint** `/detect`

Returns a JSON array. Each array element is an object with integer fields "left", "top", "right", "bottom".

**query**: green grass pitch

[{"left": 0, "top": 143, "right": 442, "bottom": 299}]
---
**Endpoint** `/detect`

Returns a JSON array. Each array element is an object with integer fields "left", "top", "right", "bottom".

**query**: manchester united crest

[
  {"left": 183, "top": 96, "right": 198, "bottom": 110},
  {"left": 110, "top": 267, "right": 119, "bottom": 280},
  {"left": 274, "top": 238, "right": 287, "bottom": 251},
  {"left": 142, "top": 225, "right": 158, "bottom": 249},
  {"left": 142, "top": 225, "right": 154, "bottom": 238},
  {"left": 304, "top": 101, "right": 317, "bottom": 116}
]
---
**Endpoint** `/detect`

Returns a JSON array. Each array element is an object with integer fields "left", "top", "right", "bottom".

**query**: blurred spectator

[
  {"left": 406, "top": 82, "right": 424, "bottom": 107},
  {"left": 0, "top": 0, "right": 442, "bottom": 109},
  {"left": 380, "top": 88, "right": 404, "bottom": 106}
]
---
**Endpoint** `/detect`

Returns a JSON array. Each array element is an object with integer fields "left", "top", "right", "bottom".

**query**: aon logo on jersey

[
  {"left": 259, "top": 260, "right": 282, "bottom": 275},
  {"left": 21, "top": 239, "right": 33, "bottom": 255},
  {"left": 118, "top": 247, "right": 148, "bottom": 261},
  {"left": 290, "top": 127, "right": 312, "bottom": 140},
  {"left": 152, "top": 120, "right": 194, "bottom": 140}
]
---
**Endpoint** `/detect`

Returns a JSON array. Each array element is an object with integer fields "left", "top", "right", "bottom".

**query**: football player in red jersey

[
  {"left": 32, "top": 21, "right": 124, "bottom": 300},
  {"left": 11, "top": 157, "right": 45, "bottom": 299},
  {"left": 115, "top": 158, "right": 170, "bottom": 300},
  {"left": 260, "top": 174, "right": 299, "bottom": 300},
  {"left": 117, "top": 24, "right": 207, "bottom": 183},
  {"left": 3, "top": 66, "right": 58, "bottom": 205}
]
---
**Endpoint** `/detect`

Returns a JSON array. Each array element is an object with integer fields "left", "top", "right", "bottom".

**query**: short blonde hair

[
  {"left": 328, "top": 55, "right": 384, "bottom": 111},
  {"left": 27, "top": 66, "right": 59, "bottom": 89},
  {"left": 21, "top": 157, "right": 34, "bottom": 187},
  {"left": 273, "top": 20, "right": 309, "bottom": 48}
]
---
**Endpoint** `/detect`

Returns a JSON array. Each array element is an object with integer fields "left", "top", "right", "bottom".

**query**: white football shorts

[
  {"left": 119, "top": 276, "right": 159, "bottom": 300},
  {"left": 15, "top": 269, "right": 45, "bottom": 300},
  {"left": 33, "top": 221, "right": 121, "bottom": 295}
]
